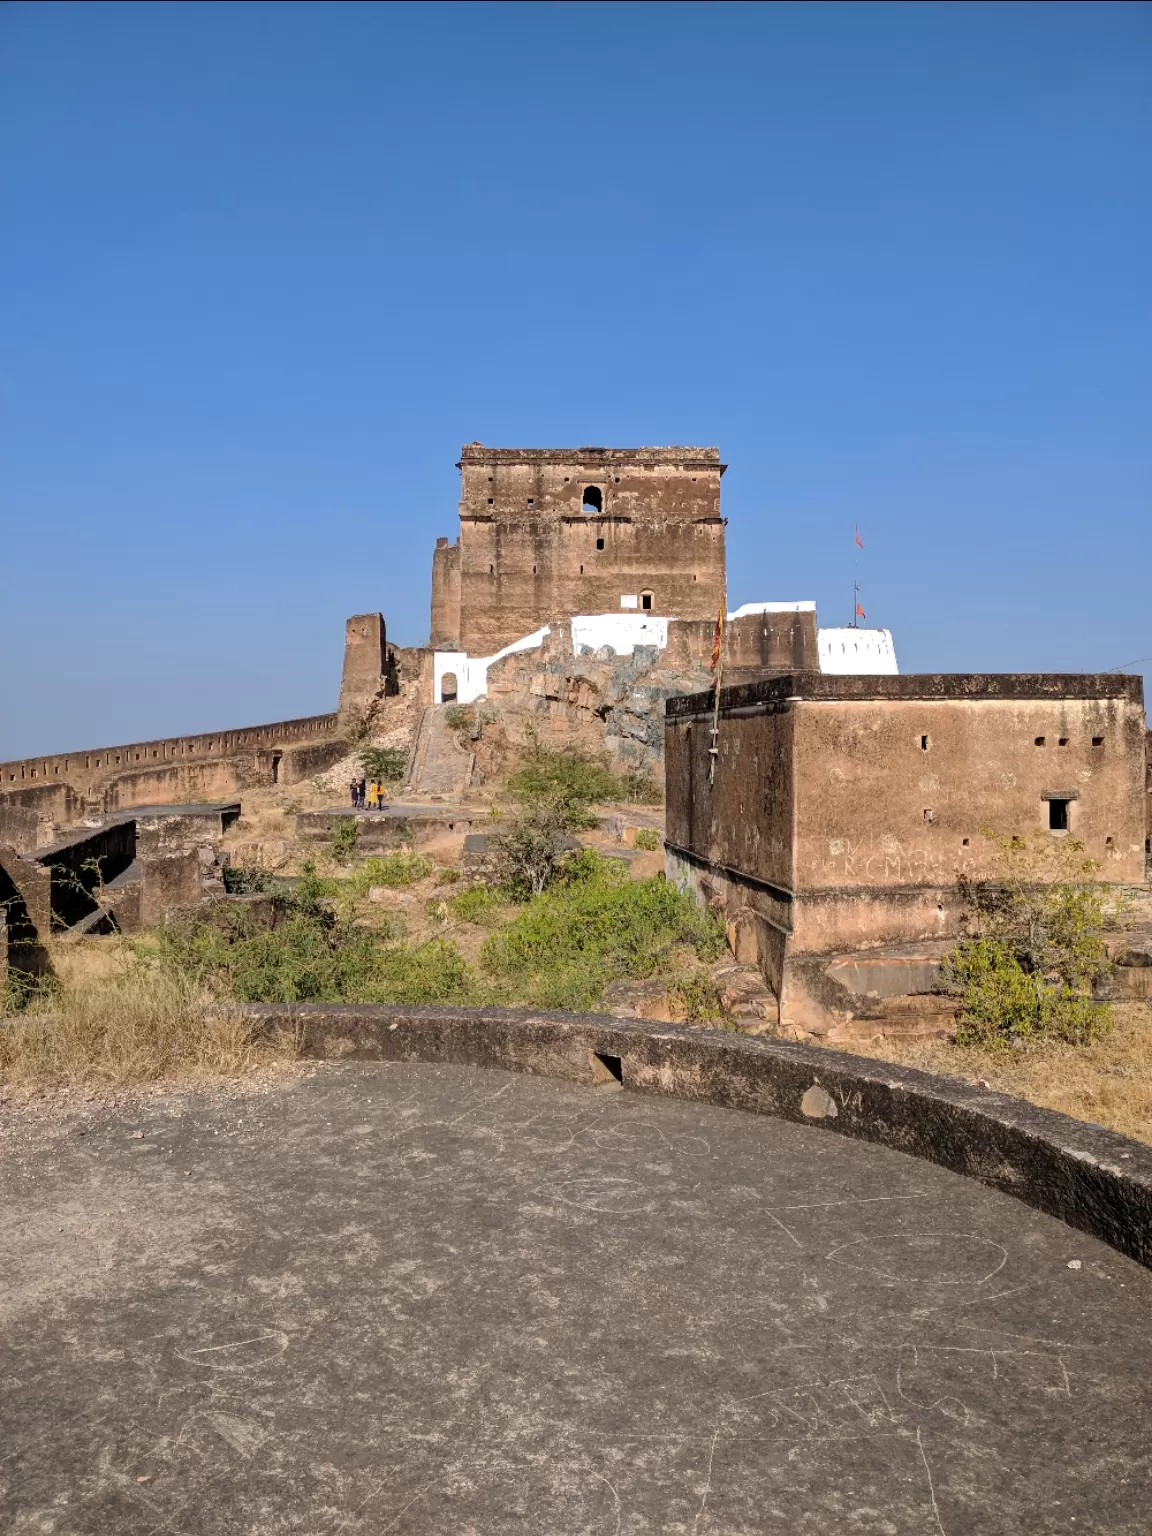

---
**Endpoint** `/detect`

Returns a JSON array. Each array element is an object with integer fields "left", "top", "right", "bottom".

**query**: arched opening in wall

[
  {"left": 440, "top": 672, "right": 458, "bottom": 704},
  {"left": 640, "top": 590, "right": 654, "bottom": 611},
  {"left": 582, "top": 486, "right": 603, "bottom": 514},
  {"left": 271, "top": 752, "right": 282, "bottom": 785}
]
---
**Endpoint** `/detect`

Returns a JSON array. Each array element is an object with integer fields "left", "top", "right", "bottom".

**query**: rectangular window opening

[
  {"left": 596, "top": 537, "right": 604, "bottom": 550},
  {"left": 1034, "top": 737, "right": 1046, "bottom": 747},
  {"left": 1092, "top": 736, "right": 1104, "bottom": 747},
  {"left": 1058, "top": 737, "right": 1069, "bottom": 747},
  {"left": 591, "top": 1051, "right": 623, "bottom": 1086},
  {"left": 1048, "top": 798, "right": 1070, "bottom": 832},
  {"left": 920, "top": 735, "right": 929, "bottom": 751}
]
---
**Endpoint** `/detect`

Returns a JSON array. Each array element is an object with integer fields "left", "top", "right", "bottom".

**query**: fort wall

[{"left": 0, "top": 712, "right": 344, "bottom": 821}]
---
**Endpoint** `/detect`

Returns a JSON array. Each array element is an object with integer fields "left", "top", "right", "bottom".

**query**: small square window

[
  {"left": 1048, "top": 798, "right": 1070, "bottom": 832},
  {"left": 923, "top": 808, "right": 936, "bottom": 824},
  {"left": 487, "top": 497, "right": 493, "bottom": 505},
  {"left": 527, "top": 498, "right": 534, "bottom": 505},
  {"left": 1058, "top": 737, "right": 1068, "bottom": 747},
  {"left": 962, "top": 837, "right": 970, "bottom": 847},
  {"left": 1092, "top": 736, "right": 1104, "bottom": 747},
  {"left": 596, "top": 538, "right": 604, "bottom": 550},
  {"left": 1035, "top": 736, "right": 1046, "bottom": 747}
]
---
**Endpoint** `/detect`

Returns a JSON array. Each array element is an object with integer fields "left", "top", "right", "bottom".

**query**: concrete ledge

[{"left": 236, "top": 1003, "right": 1152, "bottom": 1268}]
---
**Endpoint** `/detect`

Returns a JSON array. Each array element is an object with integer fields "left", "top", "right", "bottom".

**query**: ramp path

[
  {"left": 2, "top": 1062, "right": 1150, "bottom": 1533},
  {"left": 403, "top": 702, "right": 474, "bottom": 797}
]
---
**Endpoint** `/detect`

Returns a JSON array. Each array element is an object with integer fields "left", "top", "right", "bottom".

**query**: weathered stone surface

[
  {"left": 4, "top": 1059, "right": 1151, "bottom": 1533},
  {"left": 233, "top": 1003, "right": 1152, "bottom": 1269}
]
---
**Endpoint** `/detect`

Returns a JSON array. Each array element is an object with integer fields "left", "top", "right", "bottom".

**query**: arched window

[
  {"left": 582, "top": 486, "right": 603, "bottom": 514},
  {"left": 440, "top": 672, "right": 458, "bottom": 703}
]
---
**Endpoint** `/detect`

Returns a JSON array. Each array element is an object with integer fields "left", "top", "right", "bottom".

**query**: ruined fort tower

[{"left": 430, "top": 445, "right": 728, "bottom": 654}]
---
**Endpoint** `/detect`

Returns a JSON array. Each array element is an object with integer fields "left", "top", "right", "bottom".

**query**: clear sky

[{"left": 2, "top": 1, "right": 1149, "bottom": 758}]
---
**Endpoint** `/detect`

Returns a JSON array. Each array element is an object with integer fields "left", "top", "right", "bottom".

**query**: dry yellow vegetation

[
  {"left": 0, "top": 945, "right": 296, "bottom": 1091},
  {"left": 817, "top": 1002, "right": 1152, "bottom": 1146}
]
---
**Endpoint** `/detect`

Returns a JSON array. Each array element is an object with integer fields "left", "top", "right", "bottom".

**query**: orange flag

[
  {"left": 855, "top": 526, "right": 864, "bottom": 549},
  {"left": 856, "top": 602, "right": 867, "bottom": 621},
  {"left": 710, "top": 600, "right": 725, "bottom": 674}
]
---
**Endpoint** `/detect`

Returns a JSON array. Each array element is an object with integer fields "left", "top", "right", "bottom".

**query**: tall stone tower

[{"left": 430, "top": 445, "right": 727, "bottom": 655}]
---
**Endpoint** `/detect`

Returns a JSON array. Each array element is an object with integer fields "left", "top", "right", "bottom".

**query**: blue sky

[{"left": 2, "top": 1, "right": 1149, "bottom": 758}]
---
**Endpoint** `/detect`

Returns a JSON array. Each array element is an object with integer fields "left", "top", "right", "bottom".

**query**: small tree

[
  {"left": 943, "top": 831, "right": 1121, "bottom": 1048},
  {"left": 358, "top": 746, "right": 408, "bottom": 784}
]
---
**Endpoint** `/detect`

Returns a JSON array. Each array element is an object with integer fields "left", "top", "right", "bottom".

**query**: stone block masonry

[
  {"left": 432, "top": 445, "right": 727, "bottom": 655},
  {"left": 664, "top": 672, "right": 1149, "bottom": 1029}
]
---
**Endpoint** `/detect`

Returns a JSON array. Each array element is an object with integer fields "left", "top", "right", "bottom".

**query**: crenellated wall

[{"left": 0, "top": 712, "right": 345, "bottom": 820}]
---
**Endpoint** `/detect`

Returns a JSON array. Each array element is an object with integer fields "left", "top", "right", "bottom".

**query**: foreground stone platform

[{"left": 3, "top": 1063, "right": 1150, "bottom": 1533}]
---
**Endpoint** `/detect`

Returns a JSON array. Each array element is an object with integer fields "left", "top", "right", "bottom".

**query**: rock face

[{"left": 483, "top": 629, "right": 711, "bottom": 776}]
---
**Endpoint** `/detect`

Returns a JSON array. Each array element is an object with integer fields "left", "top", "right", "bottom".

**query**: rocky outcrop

[{"left": 483, "top": 630, "right": 711, "bottom": 776}]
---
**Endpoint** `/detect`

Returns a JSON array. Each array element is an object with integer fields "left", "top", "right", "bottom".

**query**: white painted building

[{"left": 432, "top": 605, "right": 898, "bottom": 703}]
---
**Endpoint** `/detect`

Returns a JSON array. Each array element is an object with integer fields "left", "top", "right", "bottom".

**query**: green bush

[
  {"left": 669, "top": 967, "right": 730, "bottom": 1025},
  {"left": 943, "top": 832, "right": 1118, "bottom": 1049},
  {"left": 222, "top": 863, "right": 276, "bottom": 895},
  {"left": 330, "top": 817, "right": 359, "bottom": 864},
  {"left": 480, "top": 856, "right": 724, "bottom": 1010},
  {"left": 449, "top": 885, "right": 504, "bottom": 926},
  {"left": 434, "top": 866, "right": 461, "bottom": 886},
  {"left": 358, "top": 746, "right": 408, "bottom": 783},
  {"left": 345, "top": 851, "right": 434, "bottom": 895},
  {"left": 154, "top": 898, "right": 476, "bottom": 1007},
  {"left": 617, "top": 771, "right": 663, "bottom": 805},
  {"left": 505, "top": 749, "right": 620, "bottom": 809},
  {"left": 633, "top": 827, "right": 662, "bottom": 852}
]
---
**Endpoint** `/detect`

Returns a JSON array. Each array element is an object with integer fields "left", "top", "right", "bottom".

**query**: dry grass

[
  {"left": 0, "top": 946, "right": 297, "bottom": 1091},
  {"left": 817, "top": 1002, "right": 1152, "bottom": 1146}
]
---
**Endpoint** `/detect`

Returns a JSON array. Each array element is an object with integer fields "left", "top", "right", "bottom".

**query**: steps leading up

[{"left": 403, "top": 705, "right": 474, "bottom": 799}]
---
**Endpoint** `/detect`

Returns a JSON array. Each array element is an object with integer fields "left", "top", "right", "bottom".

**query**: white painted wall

[
  {"left": 817, "top": 627, "right": 899, "bottom": 675},
  {"left": 433, "top": 625, "right": 551, "bottom": 705},
  {"left": 727, "top": 600, "right": 816, "bottom": 618},
  {"left": 571, "top": 614, "right": 670, "bottom": 655}
]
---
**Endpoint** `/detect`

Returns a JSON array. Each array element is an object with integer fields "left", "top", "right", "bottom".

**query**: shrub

[
  {"left": 434, "top": 866, "right": 461, "bottom": 886},
  {"left": 222, "top": 863, "right": 276, "bottom": 895},
  {"left": 669, "top": 967, "right": 730, "bottom": 1025},
  {"left": 617, "top": 771, "right": 663, "bottom": 805},
  {"left": 358, "top": 746, "right": 408, "bottom": 783},
  {"left": 443, "top": 704, "right": 473, "bottom": 731},
  {"left": 330, "top": 817, "right": 359, "bottom": 864},
  {"left": 449, "top": 885, "right": 504, "bottom": 926},
  {"left": 943, "top": 831, "right": 1118, "bottom": 1048},
  {"left": 480, "top": 857, "right": 724, "bottom": 1010},
  {"left": 634, "top": 827, "right": 662, "bottom": 852},
  {"left": 345, "top": 851, "right": 434, "bottom": 895},
  {"left": 488, "top": 800, "right": 581, "bottom": 899}
]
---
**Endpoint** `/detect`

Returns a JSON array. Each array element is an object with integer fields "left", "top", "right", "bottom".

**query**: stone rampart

[{"left": 0, "top": 712, "right": 344, "bottom": 819}]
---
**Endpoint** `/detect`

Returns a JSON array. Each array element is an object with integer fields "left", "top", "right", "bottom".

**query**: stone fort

[{"left": 1, "top": 440, "right": 1147, "bottom": 1022}]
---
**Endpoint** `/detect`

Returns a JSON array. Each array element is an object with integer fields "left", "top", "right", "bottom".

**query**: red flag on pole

[
  {"left": 855, "top": 526, "right": 864, "bottom": 549},
  {"left": 856, "top": 602, "right": 867, "bottom": 621}
]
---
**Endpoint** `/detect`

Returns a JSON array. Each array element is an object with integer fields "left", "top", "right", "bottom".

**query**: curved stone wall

[{"left": 236, "top": 1003, "right": 1152, "bottom": 1268}]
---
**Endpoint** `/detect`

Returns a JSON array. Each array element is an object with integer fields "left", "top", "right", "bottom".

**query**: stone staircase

[{"left": 404, "top": 705, "right": 474, "bottom": 800}]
